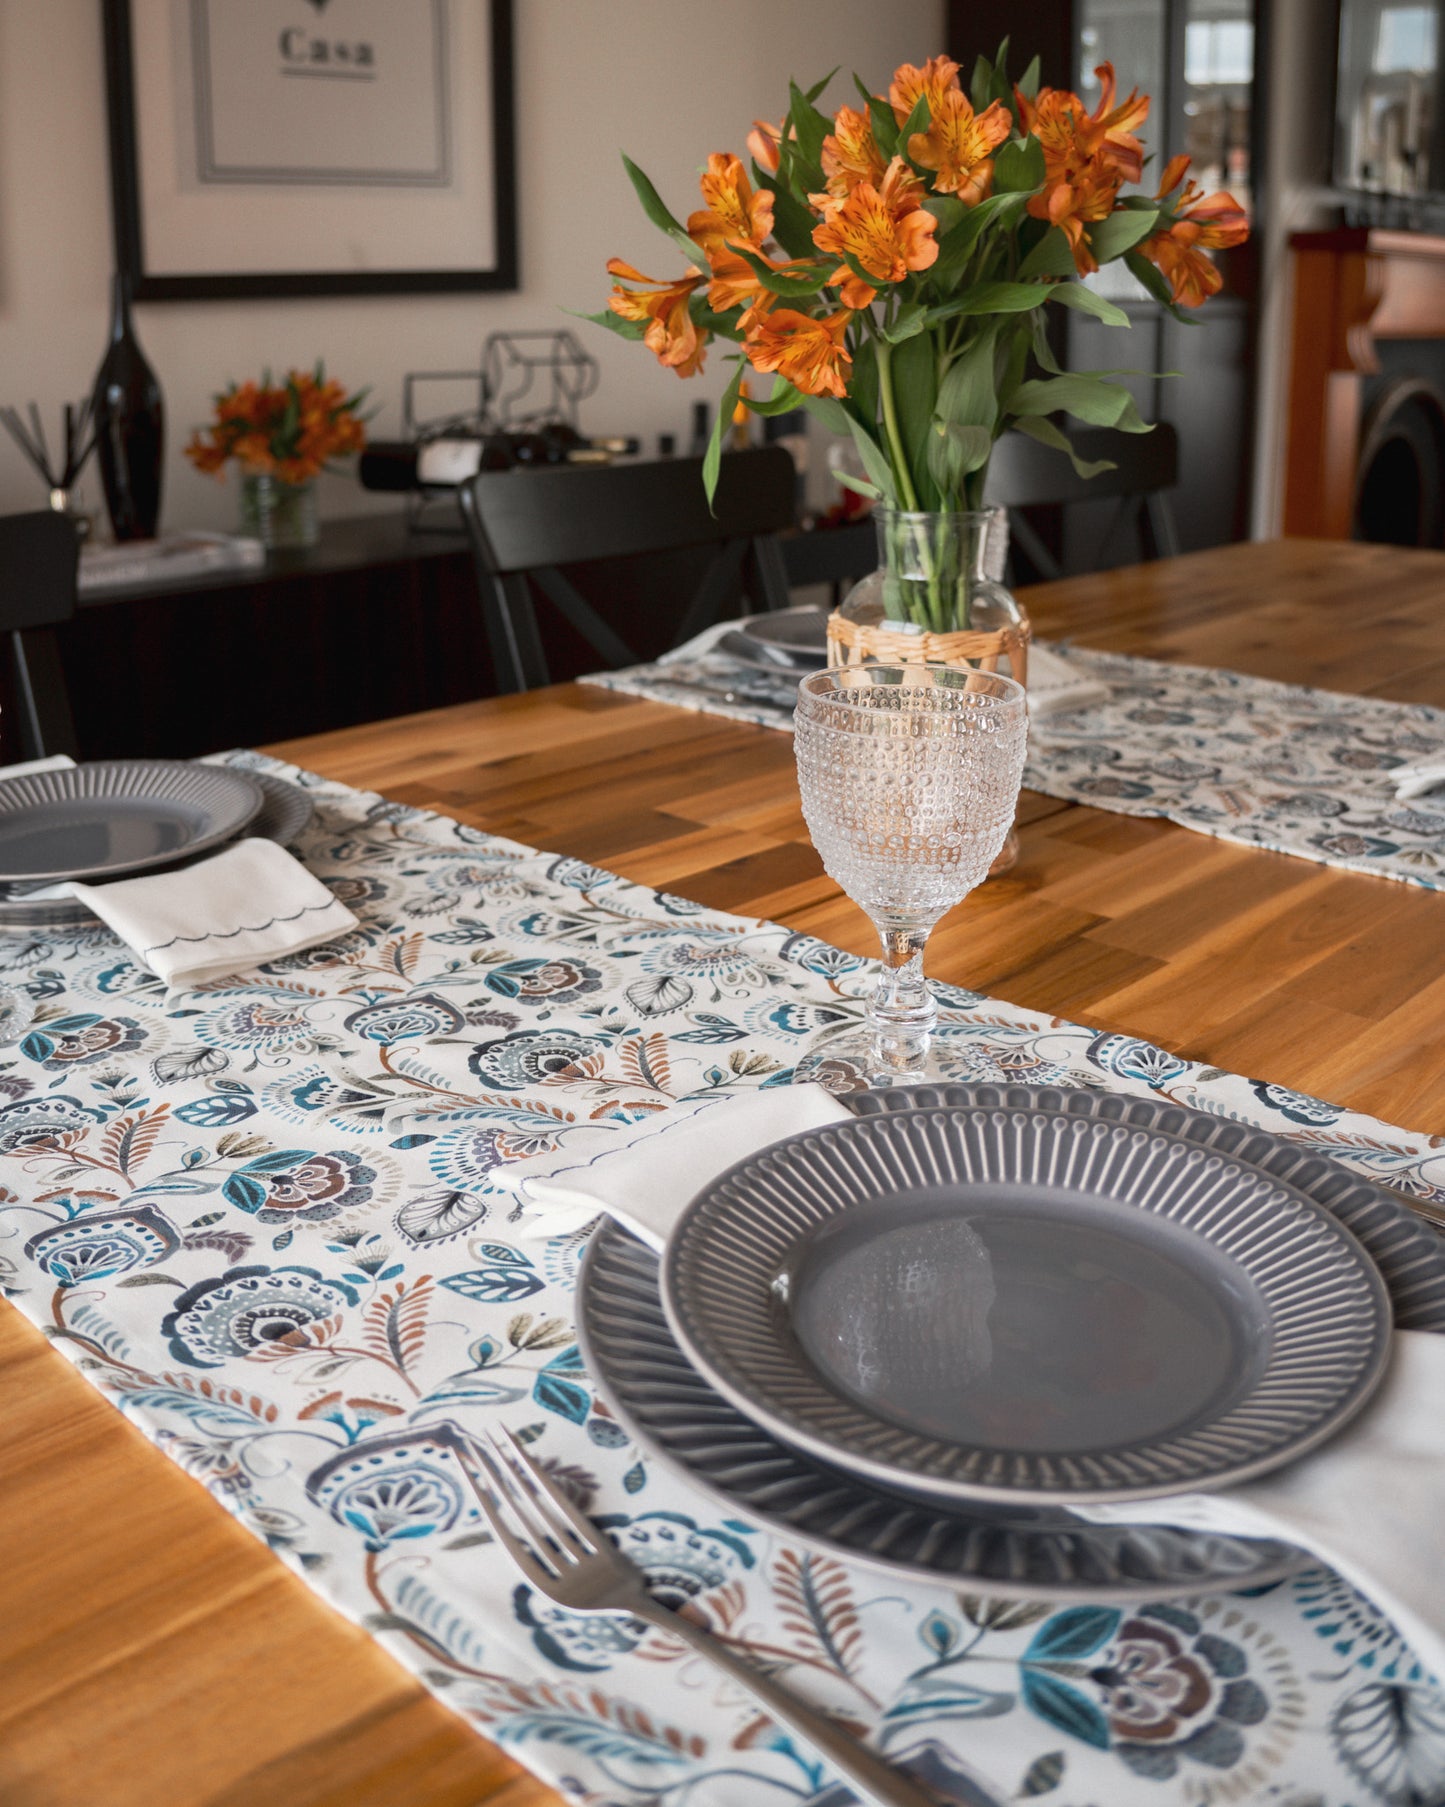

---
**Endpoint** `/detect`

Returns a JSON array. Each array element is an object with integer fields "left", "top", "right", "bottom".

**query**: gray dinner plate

[
  {"left": 578, "top": 1085, "right": 1443, "bottom": 1600},
  {"left": 737, "top": 606, "right": 830, "bottom": 661},
  {"left": 0, "top": 760, "right": 263, "bottom": 883},
  {"left": 660, "top": 1100, "right": 1394, "bottom": 1509},
  {"left": 0, "top": 771, "right": 313, "bottom": 931}
]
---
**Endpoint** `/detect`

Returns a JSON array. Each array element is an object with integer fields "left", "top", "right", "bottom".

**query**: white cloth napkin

[
  {"left": 1391, "top": 758, "right": 1445, "bottom": 801},
  {"left": 1025, "top": 643, "right": 1112, "bottom": 718},
  {"left": 509, "top": 1084, "right": 852, "bottom": 1244},
  {"left": 504, "top": 1089, "right": 1445, "bottom": 1686},
  {"left": 69, "top": 837, "right": 358, "bottom": 986}
]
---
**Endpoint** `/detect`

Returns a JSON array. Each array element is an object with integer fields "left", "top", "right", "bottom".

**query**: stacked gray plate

[
  {"left": 578, "top": 1085, "right": 1445, "bottom": 1599},
  {"left": 0, "top": 763, "right": 314, "bottom": 932}
]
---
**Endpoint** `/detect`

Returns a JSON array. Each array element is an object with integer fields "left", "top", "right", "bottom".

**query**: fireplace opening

[{"left": 1353, "top": 378, "right": 1445, "bottom": 547}]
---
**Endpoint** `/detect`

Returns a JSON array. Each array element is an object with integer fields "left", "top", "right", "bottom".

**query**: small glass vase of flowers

[{"left": 186, "top": 366, "right": 370, "bottom": 551}]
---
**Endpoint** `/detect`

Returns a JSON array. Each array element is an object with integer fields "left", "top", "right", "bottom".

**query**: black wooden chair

[
  {"left": 986, "top": 422, "right": 1182, "bottom": 579},
  {"left": 457, "top": 447, "right": 796, "bottom": 693},
  {"left": 0, "top": 510, "right": 81, "bottom": 759}
]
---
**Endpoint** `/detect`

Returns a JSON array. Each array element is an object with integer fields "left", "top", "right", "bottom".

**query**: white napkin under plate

[
  {"left": 69, "top": 837, "right": 358, "bottom": 986},
  {"left": 500, "top": 1088, "right": 1445, "bottom": 1687},
  {"left": 1390, "top": 759, "right": 1445, "bottom": 801}
]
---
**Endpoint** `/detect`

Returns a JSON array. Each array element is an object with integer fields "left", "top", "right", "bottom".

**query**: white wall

[{"left": 0, "top": 0, "right": 942, "bottom": 533}]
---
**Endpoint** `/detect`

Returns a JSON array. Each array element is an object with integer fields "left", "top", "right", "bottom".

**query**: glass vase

[
  {"left": 833, "top": 508, "right": 1029, "bottom": 877},
  {"left": 239, "top": 471, "right": 319, "bottom": 551},
  {"left": 838, "top": 506, "right": 1023, "bottom": 649}
]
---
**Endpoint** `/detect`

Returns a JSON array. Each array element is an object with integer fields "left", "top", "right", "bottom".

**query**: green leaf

[
  {"left": 882, "top": 301, "right": 928, "bottom": 342},
  {"left": 1007, "top": 373, "right": 1153, "bottom": 432},
  {"left": 800, "top": 391, "right": 853, "bottom": 436},
  {"left": 688, "top": 293, "right": 743, "bottom": 343},
  {"left": 702, "top": 361, "right": 745, "bottom": 507},
  {"left": 847, "top": 336, "right": 880, "bottom": 435},
  {"left": 1012, "top": 415, "right": 1118, "bottom": 479},
  {"left": 888, "top": 330, "right": 940, "bottom": 507},
  {"left": 865, "top": 88, "right": 900, "bottom": 158},
  {"left": 833, "top": 468, "right": 883, "bottom": 501},
  {"left": 1017, "top": 55, "right": 1041, "bottom": 101},
  {"left": 1087, "top": 207, "right": 1160, "bottom": 263},
  {"left": 930, "top": 190, "right": 1031, "bottom": 286},
  {"left": 1047, "top": 283, "right": 1131, "bottom": 327},
  {"left": 936, "top": 324, "right": 1000, "bottom": 433},
  {"left": 731, "top": 245, "right": 832, "bottom": 298},
  {"left": 846, "top": 415, "right": 897, "bottom": 501},
  {"left": 573, "top": 306, "right": 645, "bottom": 343},
  {"left": 787, "top": 80, "right": 830, "bottom": 188},
  {"left": 992, "top": 135, "right": 1044, "bottom": 195},
  {"left": 744, "top": 377, "right": 809, "bottom": 418},
  {"left": 922, "top": 195, "right": 965, "bottom": 234},
  {"left": 924, "top": 282, "right": 1049, "bottom": 325},
  {"left": 621, "top": 154, "right": 702, "bottom": 262},
  {"left": 805, "top": 67, "right": 839, "bottom": 104},
  {"left": 927, "top": 418, "right": 993, "bottom": 495},
  {"left": 1124, "top": 250, "right": 1202, "bottom": 324},
  {"left": 971, "top": 53, "right": 995, "bottom": 113},
  {"left": 1018, "top": 227, "right": 1080, "bottom": 280},
  {"left": 770, "top": 182, "right": 823, "bottom": 261}
]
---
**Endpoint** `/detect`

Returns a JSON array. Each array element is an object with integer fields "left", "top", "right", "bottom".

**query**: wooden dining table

[{"left": 3, "top": 536, "right": 1444, "bottom": 1807}]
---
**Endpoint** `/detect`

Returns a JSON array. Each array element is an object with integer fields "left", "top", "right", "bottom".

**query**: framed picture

[{"left": 101, "top": 0, "right": 517, "bottom": 299}]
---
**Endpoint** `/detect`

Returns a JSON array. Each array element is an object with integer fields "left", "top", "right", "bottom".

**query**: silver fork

[{"left": 460, "top": 1427, "right": 997, "bottom": 1807}]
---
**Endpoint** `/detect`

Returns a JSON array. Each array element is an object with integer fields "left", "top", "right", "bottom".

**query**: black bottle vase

[{"left": 91, "top": 273, "right": 164, "bottom": 542}]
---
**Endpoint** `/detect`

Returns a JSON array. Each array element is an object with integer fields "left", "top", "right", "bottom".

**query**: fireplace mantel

[{"left": 1284, "top": 228, "right": 1445, "bottom": 538}]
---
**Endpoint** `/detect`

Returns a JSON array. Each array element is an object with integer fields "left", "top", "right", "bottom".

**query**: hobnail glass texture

[{"left": 794, "top": 665, "right": 1027, "bottom": 1087}]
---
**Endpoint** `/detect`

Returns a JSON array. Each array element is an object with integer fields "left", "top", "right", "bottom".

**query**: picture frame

[{"left": 101, "top": 0, "right": 517, "bottom": 300}]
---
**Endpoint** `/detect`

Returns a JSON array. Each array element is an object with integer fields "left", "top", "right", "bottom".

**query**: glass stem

[{"left": 868, "top": 925, "right": 937, "bottom": 1075}]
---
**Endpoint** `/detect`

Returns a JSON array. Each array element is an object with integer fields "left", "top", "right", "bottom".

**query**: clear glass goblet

[{"left": 793, "top": 664, "right": 1028, "bottom": 1090}]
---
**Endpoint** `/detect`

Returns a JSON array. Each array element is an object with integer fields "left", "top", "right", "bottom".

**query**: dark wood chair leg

[
  {"left": 750, "top": 535, "right": 791, "bottom": 612},
  {"left": 10, "top": 627, "right": 79, "bottom": 760},
  {"left": 670, "top": 538, "right": 750, "bottom": 646}
]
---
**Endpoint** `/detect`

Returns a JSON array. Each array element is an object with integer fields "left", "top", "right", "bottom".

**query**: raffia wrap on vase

[{"left": 826, "top": 610, "right": 1032, "bottom": 686}]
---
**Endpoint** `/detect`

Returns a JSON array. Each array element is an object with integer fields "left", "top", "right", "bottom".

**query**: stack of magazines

[{"left": 78, "top": 532, "right": 266, "bottom": 594}]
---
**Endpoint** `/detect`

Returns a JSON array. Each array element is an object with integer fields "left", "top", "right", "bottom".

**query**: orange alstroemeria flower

[
  {"left": 747, "top": 117, "right": 794, "bottom": 174},
  {"left": 821, "top": 105, "right": 888, "bottom": 199},
  {"left": 812, "top": 157, "right": 938, "bottom": 308},
  {"left": 1018, "top": 63, "right": 1149, "bottom": 187},
  {"left": 687, "top": 153, "right": 774, "bottom": 261},
  {"left": 1018, "top": 63, "right": 1152, "bottom": 275},
  {"left": 1139, "top": 160, "right": 1249, "bottom": 306},
  {"left": 908, "top": 89, "right": 1011, "bottom": 205},
  {"left": 889, "top": 55, "right": 962, "bottom": 125},
  {"left": 745, "top": 307, "right": 853, "bottom": 399},
  {"left": 607, "top": 258, "right": 707, "bottom": 377}
]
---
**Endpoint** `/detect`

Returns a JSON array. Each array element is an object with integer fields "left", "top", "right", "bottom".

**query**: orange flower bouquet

[
  {"left": 593, "top": 46, "right": 1247, "bottom": 629},
  {"left": 186, "top": 366, "right": 369, "bottom": 484}
]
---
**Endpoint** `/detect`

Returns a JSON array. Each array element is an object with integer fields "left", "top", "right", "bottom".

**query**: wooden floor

[{"left": 3, "top": 538, "right": 1443, "bottom": 1807}]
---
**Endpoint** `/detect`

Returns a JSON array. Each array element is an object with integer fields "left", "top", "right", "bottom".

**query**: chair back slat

[
  {"left": 986, "top": 423, "right": 1180, "bottom": 510},
  {"left": 0, "top": 510, "right": 80, "bottom": 631},
  {"left": 472, "top": 446, "right": 797, "bottom": 572}
]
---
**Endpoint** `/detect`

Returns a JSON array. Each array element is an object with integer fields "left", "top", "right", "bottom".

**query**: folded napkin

[
  {"left": 504, "top": 1089, "right": 1444, "bottom": 1687},
  {"left": 69, "top": 836, "right": 358, "bottom": 986},
  {"left": 1391, "top": 758, "right": 1445, "bottom": 801},
  {"left": 1025, "top": 643, "right": 1112, "bottom": 718},
  {"left": 510, "top": 1084, "right": 852, "bottom": 1243}
]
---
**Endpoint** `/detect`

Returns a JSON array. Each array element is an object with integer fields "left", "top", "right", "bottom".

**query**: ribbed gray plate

[
  {"left": 579, "top": 1223, "right": 1308, "bottom": 1600},
  {"left": 0, "top": 772, "right": 311, "bottom": 930},
  {"left": 0, "top": 761, "right": 263, "bottom": 882},
  {"left": 662, "top": 1103, "right": 1394, "bottom": 1507},
  {"left": 579, "top": 1087, "right": 1441, "bottom": 1599}
]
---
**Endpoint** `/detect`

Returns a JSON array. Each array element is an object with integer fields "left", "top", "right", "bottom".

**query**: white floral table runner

[
  {"left": 583, "top": 639, "right": 1445, "bottom": 890},
  {"left": 2, "top": 751, "right": 1444, "bottom": 1807}
]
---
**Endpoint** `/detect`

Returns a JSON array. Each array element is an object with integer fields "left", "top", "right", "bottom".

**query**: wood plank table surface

[{"left": 4, "top": 537, "right": 1443, "bottom": 1807}]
